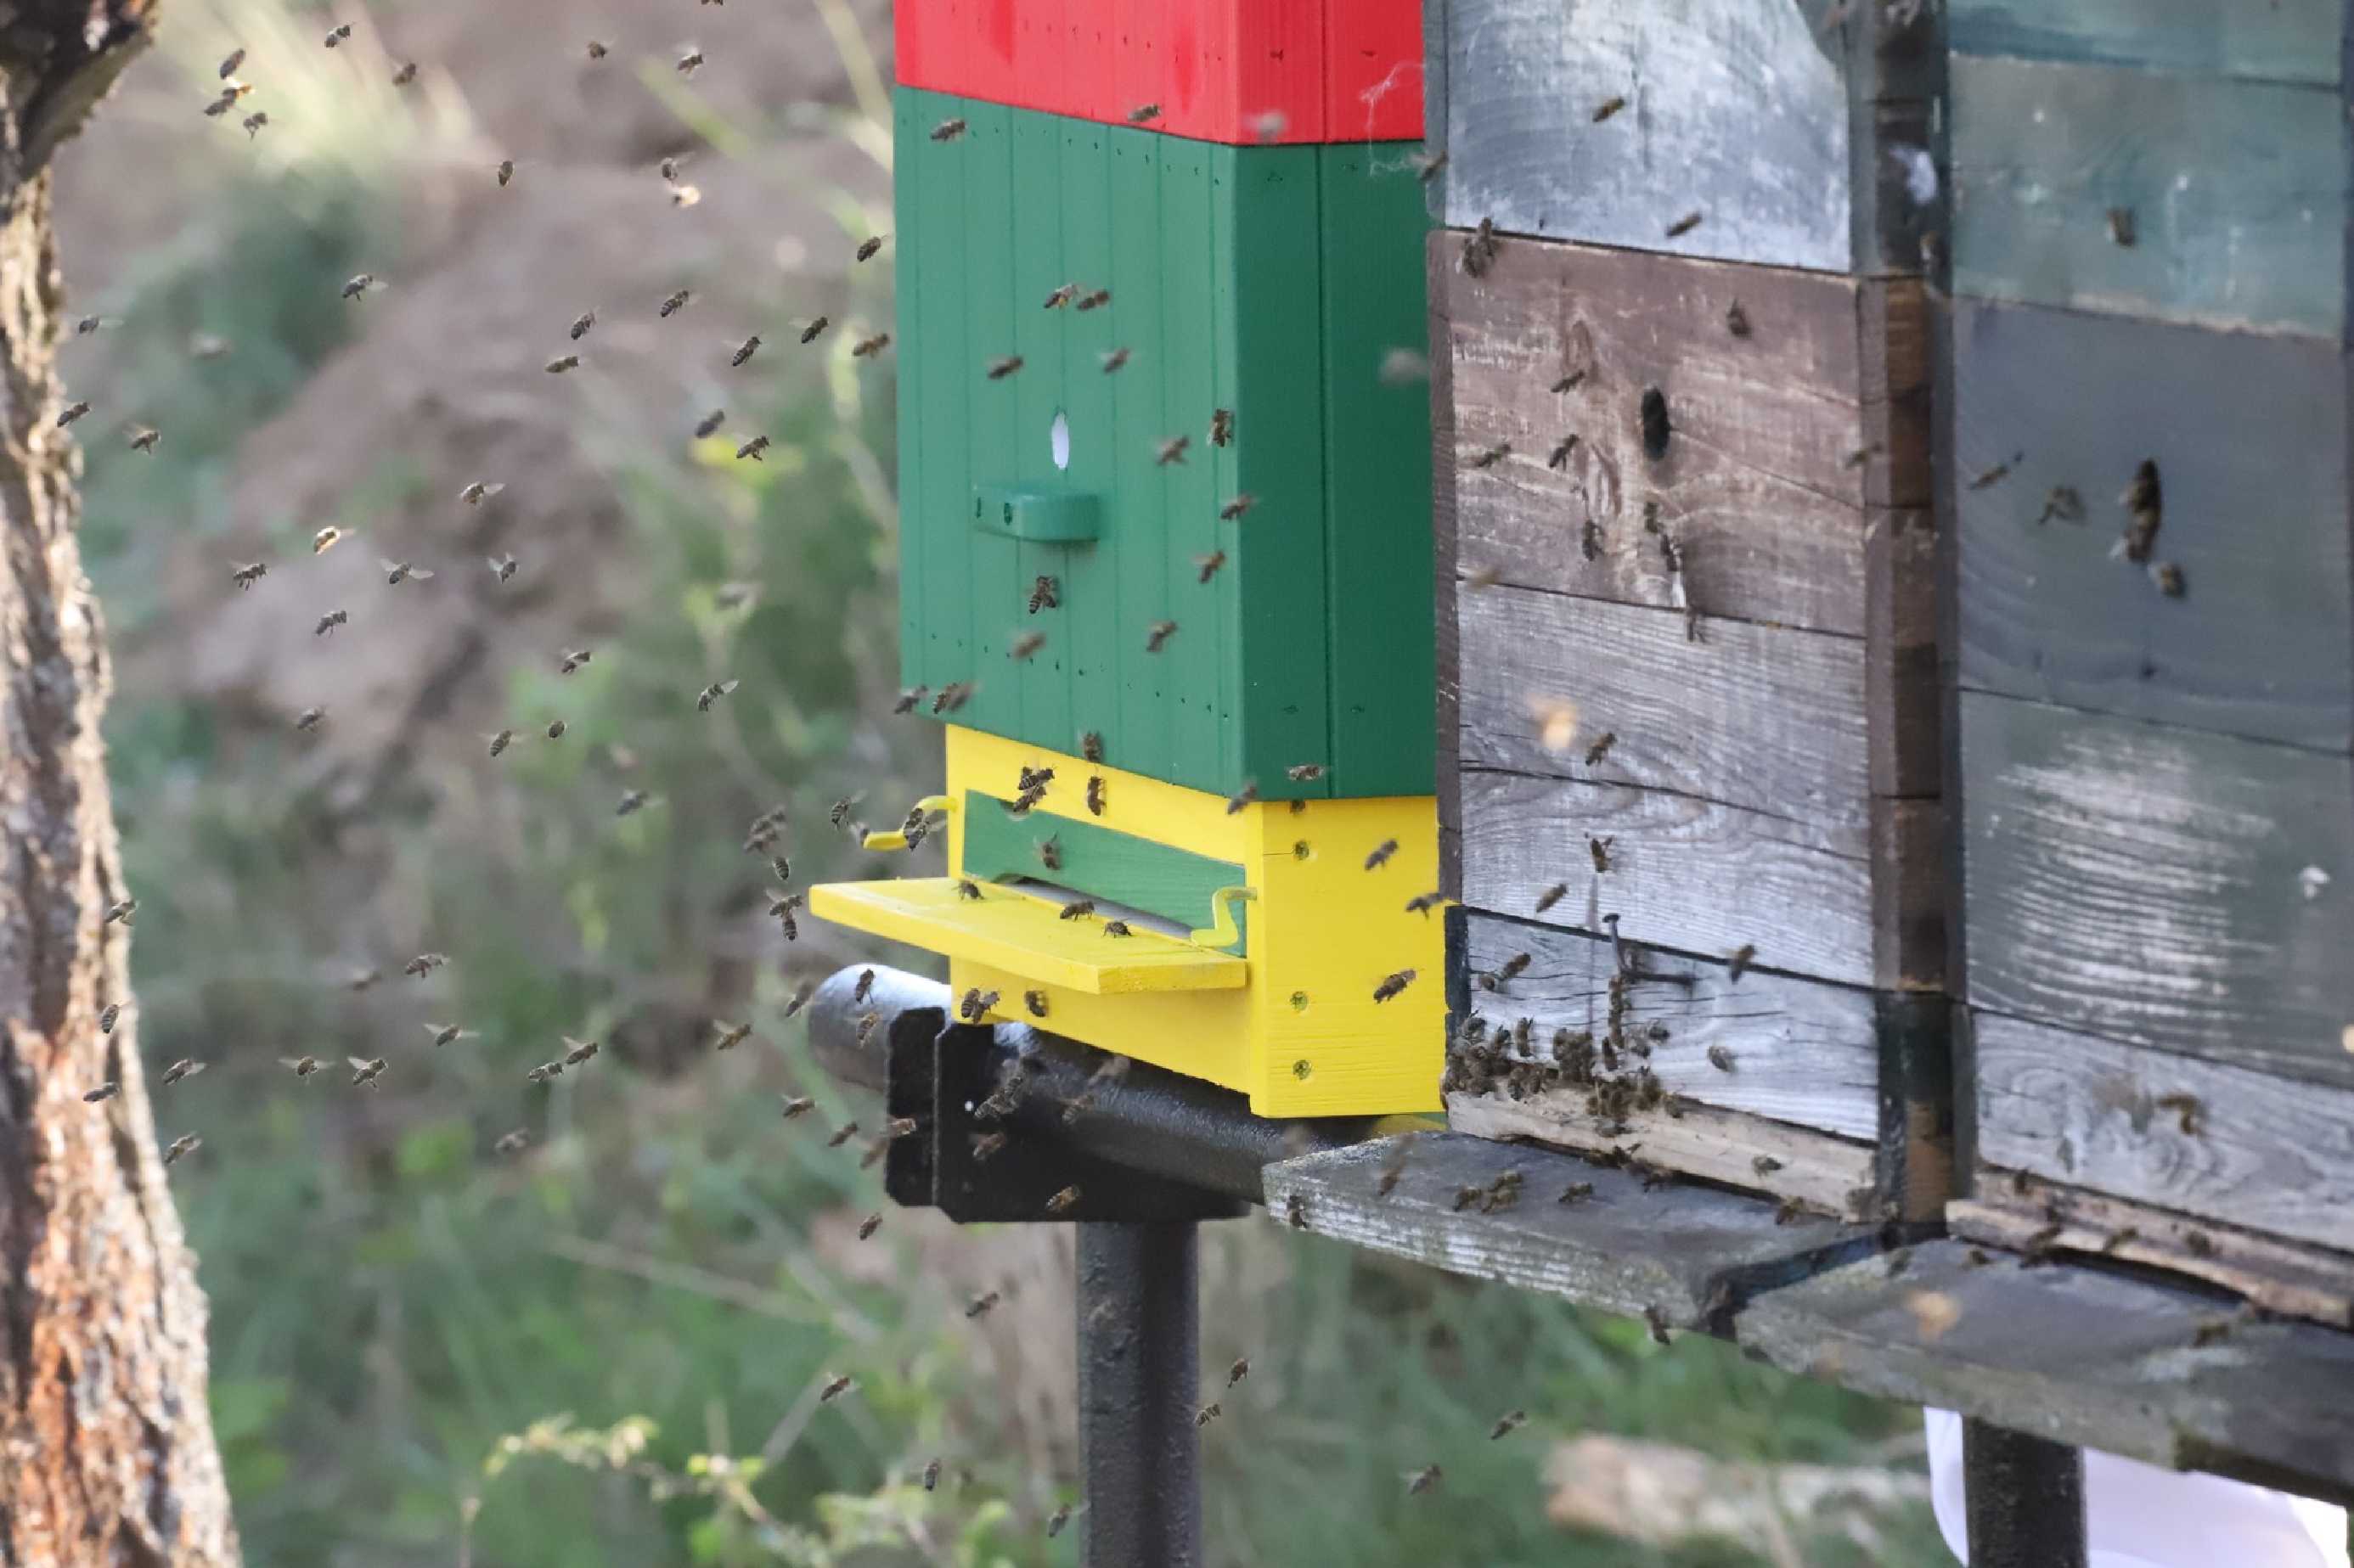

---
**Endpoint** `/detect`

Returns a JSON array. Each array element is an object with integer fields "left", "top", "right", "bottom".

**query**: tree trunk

[{"left": 0, "top": 3, "right": 239, "bottom": 1563}]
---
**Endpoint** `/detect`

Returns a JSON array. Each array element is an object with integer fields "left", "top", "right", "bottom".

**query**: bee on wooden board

[
  {"left": 1103, "top": 920, "right": 1134, "bottom": 938},
  {"left": 1461, "top": 216, "right": 1498, "bottom": 278},
  {"left": 1584, "top": 731, "right": 1617, "bottom": 768},
  {"left": 1726, "top": 943, "right": 1757, "bottom": 981},
  {"left": 1535, "top": 881, "right": 1568, "bottom": 913},
  {"left": 1085, "top": 776, "right": 1106, "bottom": 816},
  {"left": 1210, "top": 408, "right": 1235, "bottom": 447},
  {"left": 1664, "top": 211, "right": 1704, "bottom": 238}
]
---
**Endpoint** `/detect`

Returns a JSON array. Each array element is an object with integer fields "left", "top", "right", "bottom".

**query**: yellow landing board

[{"left": 807, "top": 879, "right": 1247, "bottom": 996}]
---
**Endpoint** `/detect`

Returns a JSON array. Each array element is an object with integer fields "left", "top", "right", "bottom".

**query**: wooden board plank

[
  {"left": 1460, "top": 767, "right": 1879, "bottom": 991},
  {"left": 1439, "top": 236, "right": 1923, "bottom": 637},
  {"left": 1950, "top": 55, "right": 2346, "bottom": 336},
  {"left": 1459, "top": 587, "right": 1870, "bottom": 832},
  {"left": 1960, "top": 693, "right": 2354, "bottom": 1084},
  {"left": 1437, "top": 0, "right": 1855, "bottom": 272},
  {"left": 1456, "top": 913, "right": 1881, "bottom": 1138},
  {"left": 1058, "top": 119, "right": 1122, "bottom": 761},
  {"left": 1447, "top": 1092, "right": 1878, "bottom": 1218},
  {"left": 1429, "top": 235, "right": 1463, "bottom": 898},
  {"left": 960, "top": 102, "right": 1022, "bottom": 739},
  {"left": 1738, "top": 1239, "right": 2354, "bottom": 1504},
  {"left": 1951, "top": 298, "right": 2351, "bottom": 752},
  {"left": 1263, "top": 1133, "right": 1878, "bottom": 1329},
  {"left": 1952, "top": 1173, "right": 2354, "bottom": 1329},
  {"left": 1946, "top": 0, "right": 2340, "bottom": 87},
  {"left": 1157, "top": 135, "right": 1227, "bottom": 787},
  {"left": 1973, "top": 1011, "right": 2354, "bottom": 1252}
]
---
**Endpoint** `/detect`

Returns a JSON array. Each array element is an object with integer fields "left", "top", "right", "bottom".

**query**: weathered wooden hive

[
  {"left": 815, "top": 0, "right": 1447, "bottom": 1116},
  {"left": 1431, "top": 0, "right": 2354, "bottom": 1324}
]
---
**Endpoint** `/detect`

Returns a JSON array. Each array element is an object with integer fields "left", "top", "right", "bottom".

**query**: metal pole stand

[
  {"left": 1963, "top": 1418, "right": 2087, "bottom": 1568},
  {"left": 1077, "top": 1222, "right": 1202, "bottom": 1568}
]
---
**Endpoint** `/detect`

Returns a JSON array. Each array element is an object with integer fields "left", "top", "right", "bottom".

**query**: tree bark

[{"left": 0, "top": 3, "right": 240, "bottom": 1563}]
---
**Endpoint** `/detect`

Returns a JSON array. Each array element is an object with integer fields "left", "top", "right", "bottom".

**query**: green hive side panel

[
  {"left": 1218, "top": 142, "right": 1337, "bottom": 801},
  {"left": 893, "top": 89, "right": 1433, "bottom": 801},
  {"left": 1319, "top": 143, "right": 1437, "bottom": 798}
]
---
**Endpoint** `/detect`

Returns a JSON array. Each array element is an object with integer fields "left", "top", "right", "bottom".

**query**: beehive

[{"left": 814, "top": 1, "right": 1444, "bottom": 1115}]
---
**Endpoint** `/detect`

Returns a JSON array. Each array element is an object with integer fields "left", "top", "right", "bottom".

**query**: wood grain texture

[
  {"left": 1951, "top": 1174, "right": 2354, "bottom": 1329},
  {"left": 1973, "top": 1011, "right": 2354, "bottom": 1253},
  {"left": 1947, "top": 0, "right": 2340, "bottom": 86},
  {"left": 1951, "top": 298, "right": 2351, "bottom": 751},
  {"left": 1438, "top": 0, "right": 1861, "bottom": 271},
  {"left": 1461, "top": 767, "right": 1878, "bottom": 990},
  {"left": 1441, "top": 236, "right": 1928, "bottom": 636},
  {"left": 1739, "top": 1240, "right": 2354, "bottom": 1503},
  {"left": 1263, "top": 1133, "right": 1878, "bottom": 1329},
  {"left": 1950, "top": 54, "right": 2347, "bottom": 335},
  {"left": 1458, "top": 913, "right": 1880, "bottom": 1137},
  {"left": 1449, "top": 1092, "right": 1878, "bottom": 1217},
  {"left": 1961, "top": 694, "right": 2354, "bottom": 1085}
]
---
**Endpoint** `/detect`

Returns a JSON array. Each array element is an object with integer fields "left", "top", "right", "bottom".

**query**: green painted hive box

[{"left": 894, "top": 87, "right": 1436, "bottom": 802}]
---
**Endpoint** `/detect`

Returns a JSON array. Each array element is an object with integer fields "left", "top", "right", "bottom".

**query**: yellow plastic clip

[
  {"left": 860, "top": 795, "right": 956, "bottom": 852},
  {"left": 1187, "top": 885, "right": 1257, "bottom": 950}
]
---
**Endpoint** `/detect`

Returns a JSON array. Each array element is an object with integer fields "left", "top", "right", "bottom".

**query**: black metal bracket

[{"left": 881, "top": 1007, "right": 1247, "bottom": 1224}]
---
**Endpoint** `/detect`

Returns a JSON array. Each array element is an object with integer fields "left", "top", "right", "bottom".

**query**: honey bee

[
  {"left": 1665, "top": 211, "right": 1704, "bottom": 238},
  {"left": 1223, "top": 780, "right": 1259, "bottom": 815},
  {"left": 99, "top": 1003, "right": 121, "bottom": 1033},
  {"left": 819, "top": 1374, "right": 856, "bottom": 1403},
  {"left": 1195, "top": 1402, "right": 1221, "bottom": 1427},
  {"left": 1470, "top": 442, "right": 1512, "bottom": 470},
  {"left": 1016, "top": 764, "right": 1054, "bottom": 791},
  {"left": 1059, "top": 901, "right": 1096, "bottom": 922},
  {"left": 1045, "top": 1504, "right": 1074, "bottom": 1538},
  {"left": 1043, "top": 283, "right": 1080, "bottom": 310},
  {"left": 560, "top": 649, "right": 594, "bottom": 674},
  {"left": 783, "top": 978, "right": 818, "bottom": 1019},
  {"left": 1706, "top": 1044, "right": 1737, "bottom": 1072},
  {"left": 103, "top": 897, "right": 137, "bottom": 926},
  {"left": 324, "top": 23, "right": 352, "bottom": 47},
  {"left": 83, "top": 1082, "right": 118, "bottom": 1104},
  {"left": 565, "top": 309, "right": 595, "bottom": 340},
  {"left": 2150, "top": 561, "right": 2186, "bottom": 598},
  {"left": 676, "top": 49, "right": 704, "bottom": 74},
  {"left": 932, "top": 682, "right": 973, "bottom": 713},
  {"left": 1128, "top": 103, "right": 1162, "bottom": 124},
  {"left": 731, "top": 335, "right": 762, "bottom": 368},
  {"left": 1490, "top": 1410, "right": 1527, "bottom": 1441},
  {"left": 1365, "top": 839, "right": 1399, "bottom": 871},
  {"left": 1588, "top": 835, "right": 1616, "bottom": 874},
  {"left": 1546, "top": 434, "right": 1579, "bottom": 471},
  {"left": 1082, "top": 731, "right": 1106, "bottom": 762},
  {"left": 231, "top": 562, "right": 268, "bottom": 591},
  {"left": 2106, "top": 205, "right": 2137, "bottom": 247},
  {"left": 1027, "top": 574, "right": 1060, "bottom": 614},
  {"left": 585, "top": 39, "right": 609, "bottom": 59},
  {"left": 76, "top": 314, "right": 120, "bottom": 335},
  {"left": 1210, "top": 408, "right": 1235, "bottom": 447},
  {"left": 1008, "top": 630, "right": 1045, "bottom": 662},
  {"left": 127, "top": 428, "right": 160, "bottom": 454},
  {"left": 497, "top": 160, "right": 517, "bottom": 188},
  {"left": 1532, "top": 882, "right": 1569, "bottom": 914},
  {"left": 1046, "top": 1184, "right": 1084, "bottom": 1215},
  {"left": 57, "top": 401, "right": 90, "bottom": 428},
  {"left": 164, "top": 1134, "right": 202, "bottom": 1166},
  {"left": 892, "top": 686, "right": 928, "bottom": 715},
  {"left": 856, "top": 236, "right": 884, "bottom": 262},
  {"left": 380, "top": 559, "right": 433, "bottom": 585},
  {"left": 1101, "top": 346, "right": 1132, "bottom": 374},
  {"left": 1592, "top": 95, "right": 1627, "bottom": 122},
  {"left": 294, "top": 706, "right": 328, "bottom": 732},
  {"left": 546, "top": 718, "right": 566, "bottom": 739},
  {"left": 1412, "top": 149, "right": 1448, "bottom": 183},
  {"left": 959, "top": 987, "right": 1000, "bottom": 1023},
  {"left": 1103, "top": 920, "right": 1133, "bottom": 938},
  {"left": 1583, "top": 732, "right": 1617, "bottom": 767},
  {"left": 695, "top": 409, "right": 726, "bottom": 438},
  {"left": 2119, "top": 459, "right": 2162, "bottom": 561},
  {"left": 1156, "top": 435, "right": 1191, "bottom": 466},
  {"left": 392, "top": 61, "right": 419, "bottom": 86},
  {"left": 1372, "top": 969, "right": 1416, "bottom": 1003},
  {"left": 2036, "top": 486, "right": 2085, "bottom": 525},
  {"left": 1968, "top": 452, "right": 2022, "bottom": 491},
  {"left": 1495, "top": 952, "right": 1531, "bottom": 982},
  {"left": 544, "top": 354, "right": 580, "bottom": 374},
  {"left": 219, "top": 48, "right": 245, "bottom": 77},
  {"left": 482, "top": 728, "right": 514, "bottom": 757},
  {"left": 1219, "top": 493, "right": 1257, "bottom": 521},
  {"left": 954, "top": 879, "right": 983, "bottom": 903},
  {"left": 162, "top": 1059, "right": 206, "bottom": 1086},
  {"left": 769, "top": 895, "right": 801, "bottom": 939},
  {"left": 405, "top": 951, "right": 448, "bottom": 980},
  {"left": 239, "top": 108, "right": 268, "bottom": 136},
  {"left": 459, "top": 480, "right": 506, "bottom": 506},
  {"left": 671, "top": 184, "right": 701, "bottom": 209},
  {"left": 1406, "top": 892, "right": 1444, "bottom": 917},
  {"left": 615, "top": 790, "right": 652, "bottom": 818},
  {"left": 853, "top": 968, "right": 876, "bottom": 1003},
  {"left": 1229, "top": 1357, "right": 1250, "bottom": 1385},
  {"left": 798, "top": 317, "right": 829, "bottom": 346},
  {"left": 1135, "top": 620, "right": 1175, "bottom": 655},
  {"left": 780, "top": 1095, "right": 815, "bottom": 1120},
  {"left": 825, "top": 1121, "right": 861, "bottom": 1149},
  {"left": 1726, "top": 943, "right": 1756, "bottom": 981},
  {"left": 921, "top": 1458, "right": 943, "bottom": 1491},
  {"left": 972, "top": 1130, "right": 1007, "bottom": 1160},
  {"left": 856, "top": 1212, "right": 882, "bottom": 1239},
  {"left": 1406, "top": 1464, "right": 1442, "bottom": 1497},
  {"left": 486, "top": 554, "right": 518, "bottom": 584},
  {"left": 281, "top": 1056, "right": 323, "bottom": 1078},
  {"left": 966, "top": 1290, "right": 1001, "bottom": 1318},
  {"left": 696, "top": 679, "right": 740, "bottom": 711},
  {"left": 341, "top": 273, "right": 374, "bottom": 301},
  {"left": 559, "top": 1037, "right": 600, "bottom": 1067},
  {"left": 1461, "top": 216, "right": 1498, "bottom": 277},
  {"left": 313, "top": 525, "right": 353, "bottom": 556},
  {"left": 931, "top": 117, "right": 968, "bottom": 143},
  {"left": 852, "top": 333, "right": 892, "bottom": 357},
  {"left": 347, "top": 1056, "right": 387, "bottom": 1087},
  {"left": 1023, "top": 990, "right": 1050, "bottom": 1019},
  {"left": 1076, "top": 289, "right": 1112, "bottom": 311},
  {"left": 1037, "top": 835, "right": 1062, "bottom": 873},
  {"left": 712, "top": 1021, "right": 754, "bottom": 1052},
  {"left": 2155, "top": 1092, "right": 2203, "bottom": 1136}
]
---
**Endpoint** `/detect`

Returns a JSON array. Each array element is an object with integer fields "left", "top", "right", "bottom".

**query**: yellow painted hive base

[{"left": 808, "top": 726, "right": 1445, "bottom": 1116}]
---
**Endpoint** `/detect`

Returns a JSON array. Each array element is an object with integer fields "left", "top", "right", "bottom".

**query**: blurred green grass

[{"left": 71, "top": 5, "right": 1950, "bottom": 1565}]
